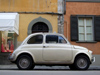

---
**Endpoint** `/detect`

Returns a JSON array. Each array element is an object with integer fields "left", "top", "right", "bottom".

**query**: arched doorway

[
  {"left": 32, "top": 22, "right": 49, "bottom": 33},
  {"left": 28, "top": 17, "right": 52, "bottom": 35}
]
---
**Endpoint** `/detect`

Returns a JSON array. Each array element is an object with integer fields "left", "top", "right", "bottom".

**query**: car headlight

[{"left": 89, "top": 50, "right": 92, "bottom": 54}]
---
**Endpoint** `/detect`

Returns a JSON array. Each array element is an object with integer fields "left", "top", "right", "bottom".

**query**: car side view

[{"left": 9, "top": 33, "right": 95, "bottom": 70}]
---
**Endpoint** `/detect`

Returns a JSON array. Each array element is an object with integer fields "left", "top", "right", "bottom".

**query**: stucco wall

[
  {"left": 64, "top": 2, "right": 100, "bottom": 54},
  {"left": 0, "top": 0, "right": 57, "bottom": 13},
  {"left": 18, "top": 14, "right": 58, "bottom": 42}
]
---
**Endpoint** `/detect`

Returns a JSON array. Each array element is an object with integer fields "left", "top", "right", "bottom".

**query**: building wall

[
  {"left": 18, "top": 14, "right": 58, "bottom": 42},
  {"left": 0, "top": 0, "right": 57, "bottom": 13},
  {"left": 64, "top": 2, "right": 100, "bottom": 54},
  {"left": 0, "top": 0, "right": 60, "bottom": 64},
  {"left": 0, "top": 0, "right": 59, "bottom": 44}
]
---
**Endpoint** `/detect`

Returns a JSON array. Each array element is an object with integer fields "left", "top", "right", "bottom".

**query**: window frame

[
  {"left": 71, "top": 15, "right": 100, "bottom": 43},
  {"left": 77, "top": 15, "right": 94, "bottom": 42}
]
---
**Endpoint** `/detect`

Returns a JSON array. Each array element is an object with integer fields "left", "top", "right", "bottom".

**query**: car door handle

[{"left": 43, "top": 46, "right": 49, "bottom": 48}]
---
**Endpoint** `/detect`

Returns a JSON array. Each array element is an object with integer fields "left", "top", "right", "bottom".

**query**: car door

[{"left": 43, "top": 35, "right": 73, "bottom": 62}]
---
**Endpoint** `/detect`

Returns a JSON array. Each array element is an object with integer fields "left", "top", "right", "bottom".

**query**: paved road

[
  {"left": 0, "top": 70, "right": 100, "bottom": 75},
  {"left": 0, "top": 65, "right": 100, "bottom": 70},
  {"left": 0, "top": 65, "right": 100, "bottom": 75}
]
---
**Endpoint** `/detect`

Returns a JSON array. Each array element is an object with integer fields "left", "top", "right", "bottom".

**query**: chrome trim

[{"left": 91, "top": 57, "right": 95, "bottom": 63}]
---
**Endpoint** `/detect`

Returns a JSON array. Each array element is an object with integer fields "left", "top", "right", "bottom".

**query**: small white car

[{"left": 9, "top": 33, "right": 95, "bottom": 70}]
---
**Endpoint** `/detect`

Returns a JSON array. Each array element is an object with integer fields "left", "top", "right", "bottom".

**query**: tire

[
  {"left": 74, "top": 55, "right": 90, "bottom": 70},
  {"left": 16, "top": 55, "right": 34, "bottom": 70}
]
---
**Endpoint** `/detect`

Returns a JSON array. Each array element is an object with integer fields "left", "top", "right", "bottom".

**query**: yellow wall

[
  {"left": 0, "top": 0, "right": 57, "bottom": 13},
  {"left": 18, "top": 14, "right": 58, "bottom": 42},
  {"left": 0, "top": 0, "right": 58, "bottom": 42}
]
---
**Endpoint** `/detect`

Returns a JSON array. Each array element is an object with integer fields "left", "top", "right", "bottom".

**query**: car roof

[{"left": 30, "top": 32, "right": 63, "bottom": 36}]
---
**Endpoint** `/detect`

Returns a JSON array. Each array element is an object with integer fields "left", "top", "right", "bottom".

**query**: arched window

[{"left": 32, "top": 22, "right": 49, "bottom": 33}]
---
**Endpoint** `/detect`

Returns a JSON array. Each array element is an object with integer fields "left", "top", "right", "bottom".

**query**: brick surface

[{"left": 64, "top": 2, "right": 100, "bottom": 54}]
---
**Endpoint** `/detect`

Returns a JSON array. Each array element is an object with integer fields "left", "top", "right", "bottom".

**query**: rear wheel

[{"left": 16, "top": 55, "right": 34, "bottom": 70}]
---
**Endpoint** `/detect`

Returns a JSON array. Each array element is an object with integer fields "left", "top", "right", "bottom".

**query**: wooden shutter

[
  {"left": 70, "top": 15, "right": 78, "bottom": 41},
  {"left": 94, "top": 16, "right": 100, "bottom": 41}
]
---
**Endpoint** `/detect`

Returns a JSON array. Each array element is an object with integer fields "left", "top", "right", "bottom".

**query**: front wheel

[
  {"left": 69, "top": 56, "right": 90, "bottom": 70},
  {"left": 16, "top": 55, "right": 34, "bottom": 70}
]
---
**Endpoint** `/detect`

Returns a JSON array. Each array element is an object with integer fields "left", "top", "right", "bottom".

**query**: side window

[
  {"left": 58, "top": 36, "right": 67, "bottom": 44},
  {"left": 46, "top": 35, "right": 58, "bottom": 43},
  {"left": 27, "top": 35, "right": 43, "bottom": 44}
]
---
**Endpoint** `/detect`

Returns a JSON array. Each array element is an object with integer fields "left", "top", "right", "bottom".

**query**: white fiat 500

[{"left": 9, "top": 33, "right": 95, "bottom": 70}]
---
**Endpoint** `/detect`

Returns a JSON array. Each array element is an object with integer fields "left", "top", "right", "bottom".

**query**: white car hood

[{"left": 73, "top": 45, "right": 88, "bottom": 50}]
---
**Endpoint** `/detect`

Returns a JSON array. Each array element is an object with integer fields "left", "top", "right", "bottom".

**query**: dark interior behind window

[
  {"left": 46, "top": 35, "right": 58, "bottom": 43},
  {"left": 27, "top": 35, "right": 43, "bottom": 44}
]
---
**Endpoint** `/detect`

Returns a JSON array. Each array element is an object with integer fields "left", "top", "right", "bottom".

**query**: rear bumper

[{"left": 8, "top": 53, "right": 16, "bottom": 62}]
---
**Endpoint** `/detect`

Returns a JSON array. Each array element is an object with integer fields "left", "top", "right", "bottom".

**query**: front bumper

[{"left": 91, "top": 57, "right": 95, "bottom": 63}]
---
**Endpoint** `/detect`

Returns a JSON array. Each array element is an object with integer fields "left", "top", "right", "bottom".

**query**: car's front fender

[{"left": 71, "top": 50, "right": 92, "bottom": 64}]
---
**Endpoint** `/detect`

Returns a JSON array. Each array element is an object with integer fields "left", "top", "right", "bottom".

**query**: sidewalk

[{"left": 0, "top": 64, "right": 100, "bottom": 70}]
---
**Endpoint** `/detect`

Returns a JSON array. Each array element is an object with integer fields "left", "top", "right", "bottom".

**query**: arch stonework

[{"left": 28, "top": 17, "right": 52, "bottom": 35}]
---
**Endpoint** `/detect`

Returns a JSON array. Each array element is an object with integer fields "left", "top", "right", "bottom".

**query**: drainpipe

[{"left": 64, "top": 20, "right": 68, "bottom": 40}]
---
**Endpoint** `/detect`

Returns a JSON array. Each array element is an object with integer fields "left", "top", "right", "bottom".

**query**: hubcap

[
  {"left": 77, "top": 58, "right": 87, "bottom": 69},
  {"left": 19, "top": 58, "right": 30, "bottom": 69}
]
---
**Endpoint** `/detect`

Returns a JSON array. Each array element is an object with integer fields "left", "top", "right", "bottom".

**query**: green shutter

[{"left": 94, "top": 16, "right": 100, "bottom": 41}]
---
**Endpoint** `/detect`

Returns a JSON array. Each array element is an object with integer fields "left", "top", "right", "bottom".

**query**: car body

[{"left": 9, "top": 33, "right": 95, "bottom": 70}]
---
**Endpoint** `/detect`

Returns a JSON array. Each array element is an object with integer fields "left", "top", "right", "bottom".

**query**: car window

[
  {"left": 58, "top": 36, "right": 67, "bottom": 44},
  {"left": 27, "top": 35, "right": 43, "bottom": 44},
  {"left": 46, "top": 35, "right": 58, "bottom": 43}
]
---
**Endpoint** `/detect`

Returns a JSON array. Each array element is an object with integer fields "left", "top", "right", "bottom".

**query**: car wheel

[
  {"left": 16, "top": 55, "right": 34, "bottom": 70},
  {"left": 74, "top": 55, "right": 90, "bottom": 70}
]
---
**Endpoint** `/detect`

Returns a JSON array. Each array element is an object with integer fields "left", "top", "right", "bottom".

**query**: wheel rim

[
  {"left": 19, "top": 58, "right": 30, "bottom": 69},
  {"left": 77, "top": 58, "right": 87, "bottom": 69}
]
